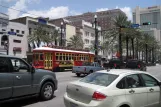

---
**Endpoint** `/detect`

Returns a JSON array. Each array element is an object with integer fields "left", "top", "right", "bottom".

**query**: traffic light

[{"left": 142, "top": 22, "right": 151, "bottom": 25}]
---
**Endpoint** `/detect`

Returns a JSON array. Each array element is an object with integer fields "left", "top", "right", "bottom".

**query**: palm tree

[
  {"left": 113, "top": 14, "right": 128, "bottom": 61},
  {"left": 28, "top": 25, "right": 60, "bottom": 49},
  {"left": 68, "top": 35, "right": 84, "bottom": 49},
  {"left": 141, "top": 33, "right": 156, "bottom": 63},
  {"left": 101, "top": 28, "right": 119, "bottom": 58},
  {"left": 28, "top": 25, "right": 48, "bottom": 48},
  {"left": 47, "top": 29, "right": 59, "bottom": 46}
]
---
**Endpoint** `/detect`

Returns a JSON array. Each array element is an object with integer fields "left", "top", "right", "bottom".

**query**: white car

[{"left": 64, "top": 69, "right": 161, "bottom": 107}]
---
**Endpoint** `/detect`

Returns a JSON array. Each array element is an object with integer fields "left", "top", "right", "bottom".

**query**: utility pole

[
  {"left": 60, "top": 22, "right": 63, "bottom": 46},
  {"left": 94, "top": 15, "right": 98, "bottom": 62}
]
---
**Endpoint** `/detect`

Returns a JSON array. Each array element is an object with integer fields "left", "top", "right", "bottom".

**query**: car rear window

[{"left": 80, "top": 73, "right": 118, "bottom": 86}]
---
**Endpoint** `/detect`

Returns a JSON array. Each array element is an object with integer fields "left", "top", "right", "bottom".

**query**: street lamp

[
  {"left": 60, "top": 22, "right": 63, "bottom": 46},
  {"left": 94, "top": 14, "right": 98, "bottom": 62}
]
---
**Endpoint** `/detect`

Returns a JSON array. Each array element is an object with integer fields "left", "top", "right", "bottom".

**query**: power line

[{"left": 0, "top": 4, "right": 41, "bottom": 17}]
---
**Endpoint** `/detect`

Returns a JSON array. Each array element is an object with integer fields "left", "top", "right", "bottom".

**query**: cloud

[
  {"left": 116, "top": 6, "right": 132, "bottom": 21},
  {"left": 21, "top": 6, "right": 70, "bottom": 19},
  {"left": 8, "top": 0, "right": 27, "bottom": 19},
  {"left": 96, "top": 6, "right": 132, "bottom": 21},
  {"left": 7, "top": 0, "right": 81, "bottom": 19},
  {"left": 0, "top": 0, "right": 16, "bottom": 2},
  {"left": 96, "top": 8, "right": 109, "bottom": 12}
]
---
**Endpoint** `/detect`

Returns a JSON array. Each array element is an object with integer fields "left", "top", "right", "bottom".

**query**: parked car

[
  {"left": 126, "top": 59, "right": 147, "bottom": 71},
  {"left": 64, "top": 69, "right": 161, "bottom": 107},
  {"left": 72, "top": 62, "right": 104, "bottom": 77},
  {"left": 0, "top": 55, "right": 58, "bottom": 103}
]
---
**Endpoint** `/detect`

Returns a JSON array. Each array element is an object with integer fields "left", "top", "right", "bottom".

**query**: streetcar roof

[{"left": 33, "top": 47, "right": 95, "bottom": 54}]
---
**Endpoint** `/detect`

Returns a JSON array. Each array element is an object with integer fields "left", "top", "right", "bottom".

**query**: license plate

[{"left": 70, "top": 102, "right": 78, "bottom": 107}]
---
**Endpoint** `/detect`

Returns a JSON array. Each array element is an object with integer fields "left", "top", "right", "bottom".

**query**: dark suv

[
  {"left": 126, "top": 59, "right": 147, "bottom": 71},
  {"left": 108, "top": 58, "right": 126, "bottom": 69},
  {"left": 0, "top": 55, "right": 57, "bottom": 103}
]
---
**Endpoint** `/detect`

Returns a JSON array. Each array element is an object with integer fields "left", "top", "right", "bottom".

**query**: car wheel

[
  {"left": 40, "top": 82, "right": 54, "bottom": 101},
  {"left": 76, "top": 73, "right": 80, "bottom": 77}
]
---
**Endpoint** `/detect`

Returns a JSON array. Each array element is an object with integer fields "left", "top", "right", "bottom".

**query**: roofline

[{"left": 33, "top": 47, "right": 94, "bottom": 54}]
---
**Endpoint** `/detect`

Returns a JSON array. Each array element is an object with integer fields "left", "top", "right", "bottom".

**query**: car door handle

[
  {"left": 129, "top": 89, "right": 135, "bottom": 93},
  {"left": 16, "top": 76, "right": 21, "bottom": 80},
  {"left": 149, "top": 88, "right": 154, "bottom": 92}
]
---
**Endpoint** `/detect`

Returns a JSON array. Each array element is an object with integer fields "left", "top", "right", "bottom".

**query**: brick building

[{"left": 65, "top": 9, "right": 125, "bottom": 30}]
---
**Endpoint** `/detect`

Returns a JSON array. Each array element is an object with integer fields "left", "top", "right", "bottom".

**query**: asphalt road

[{"left": 1, "top": 65, "right": 161, "bottom": 107}]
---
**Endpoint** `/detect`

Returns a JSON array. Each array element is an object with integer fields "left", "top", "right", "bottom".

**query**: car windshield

[{"left": 80, "top": 72, "right": 118, "bottom": 86}]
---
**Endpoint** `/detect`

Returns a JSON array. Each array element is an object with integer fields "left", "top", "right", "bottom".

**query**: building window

[
  {"left": 29, "top": 28, "right": 32, "bottom": 35},
  {"left": 11, "top": 29, "right": 14, "bottom": 32},
  {"left": 85, "top": 39, "right": 89, "bottom": 44},
  {"left": 13, "top": 40, "right": 21, "bottom": 43},
  {"left": 17, "top": 34, "right": 23, "bottom": 37},
  {"left": 91, "top": 33, "right": 95, "bottom": 37},
  {"left": 85, "top": 31, "right": 89, "bottom": 36},
  {"left": 2, "top": 29, "right": 6, "bottom": 31},
  {"left": 16, "top": 30, "right": 19, "bottom": 33},
  {"left": 22, "top": 31, "right": 25, "bottom": 34}
]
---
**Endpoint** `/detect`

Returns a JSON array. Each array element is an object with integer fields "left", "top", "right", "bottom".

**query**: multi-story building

[
  {"left": 10, "top": 17, "right": 61, "bottom": 47},
  {"left": 65, "top": 9, "right": 125, "bottom": 30},
  {"left": 49, "top": 18, "right": 76, "bottom": 46},
  {"left": 6, "top": 22, "right": 28, "bottom": 58},
  {"left": 10, "top": 16, "right": 61, "bottom": 62},
  {"left": 133, "top": 6, "right": 161, "bottom": 42}
]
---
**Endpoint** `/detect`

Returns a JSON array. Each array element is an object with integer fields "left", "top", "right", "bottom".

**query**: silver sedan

[{"left": 64, "top": 69, "right": 161, "bottom": 107}]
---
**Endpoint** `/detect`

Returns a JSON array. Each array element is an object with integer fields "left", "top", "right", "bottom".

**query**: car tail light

[
  {"left": 114, "top": 63, "right": 117, "bottom": 67},
  {"left": 84, "top": 67, "right": 86, "bottom": 71},
  {"left": 92, "top": 91, "right": 106, "bottom": 100},
  {"left": 138, "top": 64, "right": 140, "bottom": 68}
]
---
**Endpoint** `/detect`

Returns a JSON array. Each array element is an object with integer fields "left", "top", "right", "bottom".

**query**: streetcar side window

[
  {"left": 81, "top": 54, "right": 83, "bottom": 61},
  {"left": 59, "top": 53, "right": 62, "bottom": 60},
  {"left": 40, "top": 53, "right": 43, "bottom": 61},
  {"left": 35, "top": 54, "right": 39, "bottom": 60},
  {"left": 56, "top": 53, "right": 59, "bottom": 61},
  {"left": 69, "top": 54, "right": 71, "bottom": 60},
  {"left": 77, "top": 54, "right": 79, "bottom": 61},
  {"left": 83, "top": 55, "right": 85, "bottom": 61},
  {"left": 72, "top": 54, "right": 75, "bottom": 60},
  {"left": 63, "top": 53, "right": 66, "bottom": 61}
]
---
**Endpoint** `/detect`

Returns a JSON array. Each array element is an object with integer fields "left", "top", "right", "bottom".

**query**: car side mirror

[
  {"left": 14, "top": 66, "right": 20, "bottom": 72},
  {"left": 31, "top": 66, "right": 35, "bottom": 73}
]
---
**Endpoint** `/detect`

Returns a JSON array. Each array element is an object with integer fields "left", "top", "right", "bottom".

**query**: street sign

[
  {"left": 131, "top": 24, "right": 140, "bottom": 28},
  {"left": 38, "top": 18, "right": 47, "bottom": 24},
  {"left": 8, "top": 31, "right": 16, "bottom": 35}
]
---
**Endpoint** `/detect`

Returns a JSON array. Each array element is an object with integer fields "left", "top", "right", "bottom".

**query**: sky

[{"left": 0, "top": 0, "right": 161, "bottom": 20}]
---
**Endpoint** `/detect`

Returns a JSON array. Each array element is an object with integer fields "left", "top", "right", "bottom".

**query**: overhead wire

[{"left": 0, "top": 4, "right": 41, "bottom": 17}]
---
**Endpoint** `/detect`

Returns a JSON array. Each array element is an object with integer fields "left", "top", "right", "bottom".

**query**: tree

[
  {"left": 28, "top": 25, "right": 59, "bottom": 48},
  {"left": 113, "top": 14, "right": 128, "bottom": 61},
  {"left": 28, "top": 25, "right": 47, "bottom": 48},
  {"left": 67, "top": 35, "right": 84, "bottom": 49},
  {"left": 101, "top": 29, "right": 118, "bottom": 58}
]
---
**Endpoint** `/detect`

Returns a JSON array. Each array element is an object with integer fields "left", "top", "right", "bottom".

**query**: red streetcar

[{"left": 32, "top": 46, "right": 94, "bottom": 72}]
